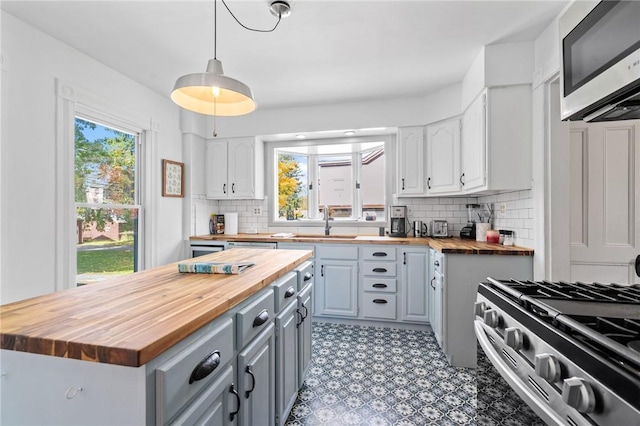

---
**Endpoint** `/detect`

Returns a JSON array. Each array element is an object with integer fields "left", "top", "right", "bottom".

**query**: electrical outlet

[
  {"left": 498, "top": 203, "right": 507, "bottom": 218},
  {"left": 253, "top": 207, "right": 262, "bottom": 216}
]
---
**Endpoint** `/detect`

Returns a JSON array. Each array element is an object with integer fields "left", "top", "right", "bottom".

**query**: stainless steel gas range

[{"left": 475, "top": 278, "right": 640, "bottom": 426}]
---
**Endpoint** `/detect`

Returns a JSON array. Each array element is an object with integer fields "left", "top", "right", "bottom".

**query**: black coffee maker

[
  {"left": 389, "top": 206, "right": 408, "bottom": 237},
  {"left": 460, "top": 204, "right": 480, "bottom": 239}
]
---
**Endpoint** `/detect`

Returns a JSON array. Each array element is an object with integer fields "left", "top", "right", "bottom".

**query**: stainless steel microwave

[{"left": 560, "top": 0, "right": 640, "bottom": 122}]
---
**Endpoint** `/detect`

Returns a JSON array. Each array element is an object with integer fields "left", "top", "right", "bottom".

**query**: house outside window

[
  {"left": 270, "top": 136, "right": 389, "bottom": 227},
  {"left": 74, "top": 117, "right": 142, "bottom": 285}
]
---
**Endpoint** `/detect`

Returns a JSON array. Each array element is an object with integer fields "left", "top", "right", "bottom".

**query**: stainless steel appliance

[
  {"left": 227, "top": 241, "right": 277, "bottom": 249},
  {"left": 460, "top": 203, "right": 481, "bottom": 239},
  {"left": 190, "top": 240, "right": 226, "bottom": 257},
  {"left": 389, "top": 206, "right": 408, "bottom": 237},
  {"left": 560, "top": 0, "right": 640, "bottom": 122},
  {"left": 413, "top": 221, "right": 427, "bottom": 238},
  {"left": 430, "top": 220, "right": 448, "bottom": 238},
  {"left": 475, "top": 278, "right": 640, "bottom": 426}
]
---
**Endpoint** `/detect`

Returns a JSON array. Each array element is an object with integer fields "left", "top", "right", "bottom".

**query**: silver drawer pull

[
  {"left": 373, "top": 299, "right": 388, "bottom": 304},
  {"left": 252, "top": 309, "right": 269, "bottom": 328},
  {"left": 373, "top": 268, "right": 387, "bottom": 273},
  {"left": 372, "top": 283, "right": 387, "bottom": 289},
  {"left": 189, "top": 350, "right": 221, "bottom": 384},
  {"left": 303, "top": 272, "right": 313, "bottom": 281},
  {"left": 372, "top": 252, "right": 387, "bottom": 257},
  {"left": 284, "top": 287, "right": 296, "bottom": 298}
]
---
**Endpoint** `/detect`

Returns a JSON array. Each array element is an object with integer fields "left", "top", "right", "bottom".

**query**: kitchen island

[{"left": 0, "top": 248, "right": 312, "bottom": 425}]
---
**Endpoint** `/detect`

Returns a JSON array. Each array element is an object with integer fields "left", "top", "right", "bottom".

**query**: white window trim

[
  {"left": 55, "top": 79, "right": 157, "bottom": 291},
  {"left": 266, "top": 135, "right": 392, "bottom": 229}
]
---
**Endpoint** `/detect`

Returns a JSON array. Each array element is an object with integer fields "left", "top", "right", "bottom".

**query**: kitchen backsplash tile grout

[{"left": 192, "top": 190, "right": 534, "bottom": 247}]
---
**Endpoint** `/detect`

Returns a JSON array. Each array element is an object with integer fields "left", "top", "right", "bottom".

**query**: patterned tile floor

[{"left": 285, "top": 322, "right": 476, "bottom": 426}]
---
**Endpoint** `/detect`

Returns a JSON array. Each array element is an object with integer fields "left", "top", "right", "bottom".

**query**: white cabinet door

[
  {"left": 205, "top": 137, "right": 264, "bottom": 200},
  {"left": 206, "top": 140, "right": 229, "bottom": 198},
  {"left": 316, "top": 260, "right": 358, "bottom": 317},
  {"left": 461, "top": 91, "right": 487, "bottom": 191},
  {"left": 401, "top": 248, "right": 429, "bottom": 322},
  {"left": 426, "top": 119, "right": 461, "bottom": 194},
  {"left": 397, "top": 126, "right": 425, "bottom": 196},
  {"left": 228, "top": 138, "right": 256, "bottom": 198}
]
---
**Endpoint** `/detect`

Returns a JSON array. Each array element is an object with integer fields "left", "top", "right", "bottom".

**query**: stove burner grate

[{"left": 503, "top": 279, "right": 640, "bottom": 303}]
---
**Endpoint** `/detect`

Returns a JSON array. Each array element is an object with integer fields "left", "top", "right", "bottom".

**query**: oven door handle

[{"left": 474, "top": 321, "right": 564, "bottom": 426}]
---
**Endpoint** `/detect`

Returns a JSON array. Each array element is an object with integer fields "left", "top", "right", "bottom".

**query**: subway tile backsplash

[{"left": 196, "top": 189, "right": 534, "bottom": 248}]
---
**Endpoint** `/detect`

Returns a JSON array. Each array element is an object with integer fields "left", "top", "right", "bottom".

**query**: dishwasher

[{"left": 226, "top": 241, "right": 278, "bottom": 250}]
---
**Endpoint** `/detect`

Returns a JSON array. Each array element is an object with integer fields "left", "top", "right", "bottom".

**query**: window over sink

[{"left": 267, "top": 135, "right": 390, "bottom": 227}]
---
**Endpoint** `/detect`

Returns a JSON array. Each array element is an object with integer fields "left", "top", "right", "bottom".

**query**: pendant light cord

[{"left": 221, "top": 0, "right": 283, "bottom": 33}]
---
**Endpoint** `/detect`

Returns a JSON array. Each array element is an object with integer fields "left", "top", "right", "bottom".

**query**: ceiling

[{"left": 1, "top": 0, "right": 568, "bottom": 111}]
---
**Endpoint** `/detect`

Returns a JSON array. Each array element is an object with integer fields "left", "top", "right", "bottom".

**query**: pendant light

[{"left": 171, "top": 0, "right": 256, "bottom": 116}]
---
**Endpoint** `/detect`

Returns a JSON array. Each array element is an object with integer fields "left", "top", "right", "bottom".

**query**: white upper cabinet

[
  {"left": 205, "top": 137, "right": 264, "bottom": 199},
  {"left": 460, "top": 86, "right": 532, "bottom": 194},
  {"left": 426, "top": 118, "right": 461, "bottom": 194},
  {"left": 397, "top": 126, "right": 425, "bottom": 196},
  {"left": 461, "top": 93, "right": 487, "bottom": 191}
]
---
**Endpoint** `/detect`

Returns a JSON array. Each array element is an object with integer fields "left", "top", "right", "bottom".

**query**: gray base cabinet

[
  {"left": 275, "top": 301, "right": 298, "bottom": 426},
  {"left": 401, "top": 247, "right": 429, "bottom": 323},
  {"left": 438, "top": 253, "right": 532, "bottom": 367},
  {"left": 170, "top": 365, "right": 235, "bottom": 425},
  {"left": 315, "top": 245, "right": 359, "bottom": 318},
  {"left": 297, "top": 282, "right": 313, "bottom": 387},
  {"left": 237, "top": 323, "right": 276, "bottom": 426}
]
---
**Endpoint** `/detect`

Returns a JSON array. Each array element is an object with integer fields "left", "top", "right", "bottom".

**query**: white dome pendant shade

[{"left": 171, "top": 58, "right": 256, "bottom": 116}]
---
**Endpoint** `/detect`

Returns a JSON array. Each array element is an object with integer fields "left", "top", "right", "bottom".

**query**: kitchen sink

[{"left": 293, "top": 234, "right": 357, "bottom": 239}]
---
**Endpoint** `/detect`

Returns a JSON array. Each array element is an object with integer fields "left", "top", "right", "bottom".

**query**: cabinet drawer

[
  {"left": 272, "top": 272, "right": 297, "bottom": 313},
  {"left": 362, "top": 294, "right": 397, "bottom": 320},
  {"left": 237, "top": 289, "right": 275, "bottom": 348},
  {"left": 169, "top": 364, "right": 233, "bottom": 426},
  {"left": 316, "top": 245, "right": 358, "bottom": 260},
  {"left": 362, "top": 262, "right": 396, "bottom": 277},
  {"left": 362, "top": 246, "right": 396, "bottom": 261},
  {"left": 156, "top": 317, "right": 234, "bottom": 424},
  {"left": 296, "top": 261, "right": 314, "bottom": 291},
  {"left": 363, "top": 278, "right": 397, "bottom": 293}
]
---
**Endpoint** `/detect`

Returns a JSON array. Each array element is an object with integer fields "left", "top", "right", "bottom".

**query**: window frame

[
  {"left": 56, "top": 79, "right": 155, "bottom": 291},
  {"left": 266, "top": 135, "right": 392, "bottom": 229}
]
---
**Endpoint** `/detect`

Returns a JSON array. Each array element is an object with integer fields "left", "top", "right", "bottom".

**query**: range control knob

[
  {"left": 503, "top": 327, "right": 523, "bottom": 351},
  {"left": 483, "top": 309, "right": 500, "bottom": 328},
  {"left": 474, "top": 302, "right": 487, "bottom": 317},
  {"left": 535, "top": 353, "right": 561, "bottom": 383},
  {"left": 562, "top": 377, "right": 596, "bottom": 413}
]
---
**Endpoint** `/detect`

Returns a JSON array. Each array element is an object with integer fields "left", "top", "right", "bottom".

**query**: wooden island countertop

[{"left": 0, "top": 249, "right": 312, "bottom": 367}]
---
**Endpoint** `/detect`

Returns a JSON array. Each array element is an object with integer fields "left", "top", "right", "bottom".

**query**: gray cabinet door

[
  {"left": 275, "top": 301, "right": 298, "bottom": 426},
  {"left": 316, "top": 260, "right": 358, "bottom": 317},
  {"left": 297, "top": 283, "right": 313, "bottom": 387},
  {"left": 402, "top": 248, "right": 429, "bottom": 322},
  {"left": 238, "top": 323, "right": 276, "bottom": 426}
]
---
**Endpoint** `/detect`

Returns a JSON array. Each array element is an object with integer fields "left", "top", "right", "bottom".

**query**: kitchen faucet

[{"left": 324, "top": 205, "right": 331, "bottom": 236}]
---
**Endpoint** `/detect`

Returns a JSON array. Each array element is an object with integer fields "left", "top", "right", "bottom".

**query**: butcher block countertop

[
  {"left": 191, "top": 233, "right": 534, "bottom": 255},
  {"left": 0, "top": 249, "right": 312, "bottom": 367}
]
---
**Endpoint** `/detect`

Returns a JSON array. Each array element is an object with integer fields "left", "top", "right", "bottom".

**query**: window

[
  {"left": 74, "top": 117, "right": 142, "bottom": 285},
  {"left": 271, "top": 137, "right": 388, "bottom": 225}
]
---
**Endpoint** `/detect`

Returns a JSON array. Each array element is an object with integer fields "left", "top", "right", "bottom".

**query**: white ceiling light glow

[{"left": 171, "top": 0, "right": 290, "bottom": 116}]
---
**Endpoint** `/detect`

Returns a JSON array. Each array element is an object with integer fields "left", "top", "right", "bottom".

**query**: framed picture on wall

[{"left": 162, "top": 159, "right": 184, "bottom": 198}]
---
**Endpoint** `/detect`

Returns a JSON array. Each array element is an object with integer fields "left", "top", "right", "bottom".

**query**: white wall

[
  {"left": 0, "top": 12, "right": 184, "bottom": 303},
  {"left": 205, "top": 84, "right": 462, "bottom": 139}
]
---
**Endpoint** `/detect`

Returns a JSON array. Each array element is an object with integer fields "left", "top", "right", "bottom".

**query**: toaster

[{"left": 430, "top": 220, "right": 448, "bottom": 238}]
